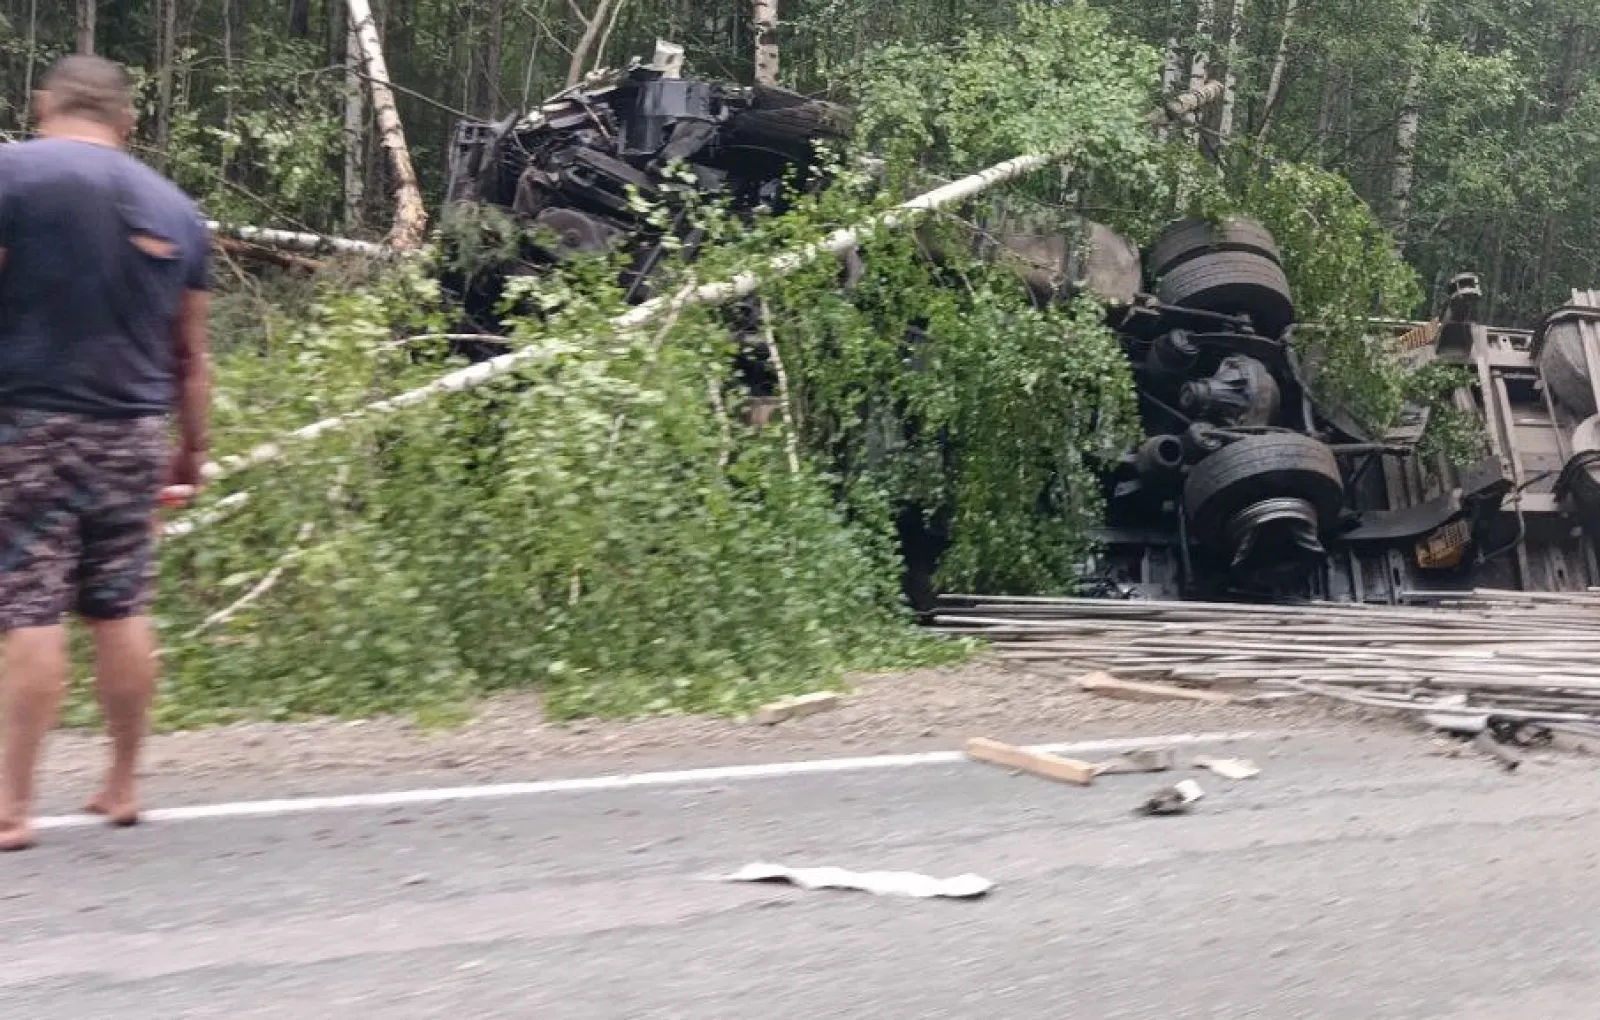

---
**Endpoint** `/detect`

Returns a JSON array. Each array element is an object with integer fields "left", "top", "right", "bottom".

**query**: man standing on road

[{"left": 0, "top": 56, "right": 212, "bottom": 851}]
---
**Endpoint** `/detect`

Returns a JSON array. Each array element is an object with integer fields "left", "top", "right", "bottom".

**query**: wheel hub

[{"left": 1223, "top": 496, "right": 1326, "bottom": 571}]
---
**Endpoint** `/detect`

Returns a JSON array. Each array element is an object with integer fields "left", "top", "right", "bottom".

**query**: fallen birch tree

[{"left": 347, "top": 0, "right": 428, "bottom": 251}]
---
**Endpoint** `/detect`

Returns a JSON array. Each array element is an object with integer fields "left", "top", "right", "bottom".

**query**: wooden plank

[
  {"left": 1076, "top": 672, "right": 1237, "bottom": 704},
  {"left": 964, "top": 738, "right": 1098, "bottom": 786},
  {"left": 753, "top": 692, "right": 843, "bottom": 726}
]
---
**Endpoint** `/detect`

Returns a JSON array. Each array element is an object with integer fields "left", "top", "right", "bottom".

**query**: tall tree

[
  {"left": 754, "top": 0, "right": 779, "bottom": 86},
  {"left": 1389, "top": 0, "right": 1429, "bottom": 243},
  {"left": 348, "top": 0, "right": 427, "bottom": 248},
  {"left": 1255, "top": 0, "right": 1299, "bottom": 145},
  {"left": 344, "top": 15, "right": 367, "bottom": 230},
  {"left": 565, "top": 0, "right": 620, "bottom": 87},
  {"left": 153, "top": 0, "right": 178, "bottom": 168},
  {"left": 76, "top": 0, "right": 95, "bottom": 54},
  {"left": 1217, "top": 0, "right": 1248, "bottom": 140}
]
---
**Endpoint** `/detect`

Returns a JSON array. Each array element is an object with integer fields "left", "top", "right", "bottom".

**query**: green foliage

[
  {"left": 149, "top": 245, "right": 960, "bottom": 726},
  {"left": 854, "top": 3, "right": 1162, "bottom": 182},
  {"left": 158, "top": 45, "right": 347, "bottom": 230},
  {"left": 766, "top": 224, "right": 1142, "bottom": 595}
]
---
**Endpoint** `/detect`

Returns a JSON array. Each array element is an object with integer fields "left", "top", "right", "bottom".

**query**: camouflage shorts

[{"left": 0, "top": 408, "right": 169, "bottom": 630}]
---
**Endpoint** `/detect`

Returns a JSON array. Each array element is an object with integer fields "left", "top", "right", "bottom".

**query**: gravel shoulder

[{"left": 36, "top": 656, "right": 1372, "bottom": 810}]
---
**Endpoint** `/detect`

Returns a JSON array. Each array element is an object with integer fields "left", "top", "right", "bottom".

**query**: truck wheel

[
  {"left": 1156, "top": 251, "right": 1295, "bottom": 338},
  {"left": 1184, "top": 433, "right": 1344, "bottom": 547},
  {"left": 729, "top": 90, "right": 853, "bottom": 149},
  {"left": 1539, "top": 322, "right": 1598, "bottom": 417},
  {"left": 1147, "top": 216, "right": 1282, "bottom": 278}
]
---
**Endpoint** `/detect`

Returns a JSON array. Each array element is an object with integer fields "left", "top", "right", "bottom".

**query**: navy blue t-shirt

[{"left": 0, "top": 138, "right": 210, "bottom": 418}]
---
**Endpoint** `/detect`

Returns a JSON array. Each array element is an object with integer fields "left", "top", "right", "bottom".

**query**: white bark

[
  {"left": 1218, "top": 0, "right": 1249, "bottom": 141},
  {"left": 1391, "top": 1, "right": 1430, "bottom": 241},
  {"left": 205, "top": 221, "right": 388, "bottom": 257},
  {"left": 753, "top": 0, "right": 780, "bottom": 86},
  {"left": 347, "top": 0, "right": 428, "bottom": 250},
  {"left": 1255, "top": 0, "right": 1299, "bottom": 145},
  {"left": 1187, "top": 0, "right": 1215, "bottom": 142},
  {"left": 179, "top": 83, "right": 1227, "bottom": 497},
  {"left": 565, "top": 0, "right": 617, "bottom": 86},
  {"left": 344, "top": 14, "right": 367, "bottom": 232},
  {"left": 758, "top": 299, "right": 801, "bottom": 474},
  {"left": 1189, "top": 0, "right": 1214, "bottom": 92},
  {"left": 1157, "top": 1, "right": 1182, "bottom": 142}
]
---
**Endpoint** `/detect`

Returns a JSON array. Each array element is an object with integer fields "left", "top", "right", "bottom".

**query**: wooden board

[
  {"left": 964, "top": 738, "right": 1098, "bottom": 786},
  {"left": 753, "top": 691, "right": 843, "bottom": 726},
  {"left": 1076, "top": 672, "right": 1237, "bottom": 705}
]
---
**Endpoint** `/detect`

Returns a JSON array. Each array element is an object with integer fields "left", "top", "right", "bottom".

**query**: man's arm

[{"left": 169, "top": 288, "right": 211, "bottom": 489}]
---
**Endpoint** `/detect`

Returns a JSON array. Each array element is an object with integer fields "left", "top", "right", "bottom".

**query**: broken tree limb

[
  {"left": 206, "top": 221, "right": 388, "bottom": 258},
  {"left": 170, "top": 82, "right": 1226, "bottom": 514},
  {"left": 183, "top": 524, "right": 314, "bottom": 640},
  {"left": 757, "top": 297, "right": 802, "bottom": 474},
  {"left": 347, "top": 0, "right": 428, "bottom": 250},
  {"left": 214, "top": 236, "right": 323, "bottom": 274}
]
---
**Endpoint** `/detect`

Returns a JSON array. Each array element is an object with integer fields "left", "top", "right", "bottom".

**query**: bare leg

[
  {"left": 84, "top": 616, "right": 157, "bottom": 827},
  {"left": 0, "top": 625, "right": 70, "bottom": 851}
]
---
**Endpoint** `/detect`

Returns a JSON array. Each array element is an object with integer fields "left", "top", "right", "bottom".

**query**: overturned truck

[
  {"left": 1094, "top": 220, "right": 1600, "bottom": 603},
  {"left": 440, "top": 50, "right": 1600, "bottom": 605}
]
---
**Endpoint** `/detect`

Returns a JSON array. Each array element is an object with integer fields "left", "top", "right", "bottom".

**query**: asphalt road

[{"left": 6, "top": 726, "right": 1600, "bottom": 1019}]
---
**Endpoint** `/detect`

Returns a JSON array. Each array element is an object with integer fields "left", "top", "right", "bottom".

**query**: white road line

[{"left": 34, "top": 730, "right": 1272, "bottom": 832}]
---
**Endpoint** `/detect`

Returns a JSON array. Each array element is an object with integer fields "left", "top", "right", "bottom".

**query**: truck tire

[
  {"left": 1539, "top": 323, "right": 1598, "bottom": 418},
  {"left": 1156, "top": 251, "right": 1295, "bottom": 338},
  {"left": 729, "top": 89, "right": 853, "bottom": 149},
  {"left": 1184, "top": 433, "right": 1344, "bottom": 546},
  {"left": 1147, "top": 216, "right": 1282, "bottom": 278}
]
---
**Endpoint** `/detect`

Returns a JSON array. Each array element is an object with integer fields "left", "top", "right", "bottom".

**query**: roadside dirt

[{"left": 36, "top": 656, "right": 1372, "bottom": 807}]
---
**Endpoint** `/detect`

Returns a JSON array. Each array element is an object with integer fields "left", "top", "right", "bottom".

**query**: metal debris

[
  {"left": 1139, "top": 778, "right": 1206, "bottom": 816},
  {"left": 1094, "top": 746, "right": 1177, "bottom": 775},
  {"left": 1472, "top": 731, "right": 1522, "bottom": 771}
]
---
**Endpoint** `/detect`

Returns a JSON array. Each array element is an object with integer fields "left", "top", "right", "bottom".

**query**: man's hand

[{"left": 161, "top": 446, "right": 207, "bottom": 508}]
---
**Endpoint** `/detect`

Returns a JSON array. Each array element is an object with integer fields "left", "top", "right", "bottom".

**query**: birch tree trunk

[
  {"left": 347, "top": 0, "right": 428, "bottom": 250},
  {"left": 1157, "top": 0, "right": 1183, "bottom": 141},
  {"left": 754, "top": 0, "right": 780, "bottom": 86},
  {"left": 154, "top": 0, "right": 178, "bottom": 168},
  {"left": 1217, "top": 0, "right": 1249, "bottom": 141},
  {"left": 480, "top": 0, "right": 506, "bottom": 115},
  {"left": 1189, "top": 0, "right": 1214, "bottom": 92},
  {"left": 21, "top": 0, "right": 38, "bottom": 132},
  {"left": 1389, "top": 1, "right": 1430, "bottom": 242},
  {"left": 1187, "top": 0, "right": 1215, "bottom": 142},
  {"left": 565, "top": 0, "right": 617, "bottom": 87},
  {"left": 344, "top": 16, "right": 367, "bottom": 231},
  {"left": 1255, "top": 0, "right": 1299, "bottom": 145},
  {"left": 76, "top": 0, "right": 95, "bottom": 54}
]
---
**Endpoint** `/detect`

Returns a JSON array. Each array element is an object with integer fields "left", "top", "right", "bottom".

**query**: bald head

[{"left": 36, "top": 55, "right": 135, "bottom": 140}]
